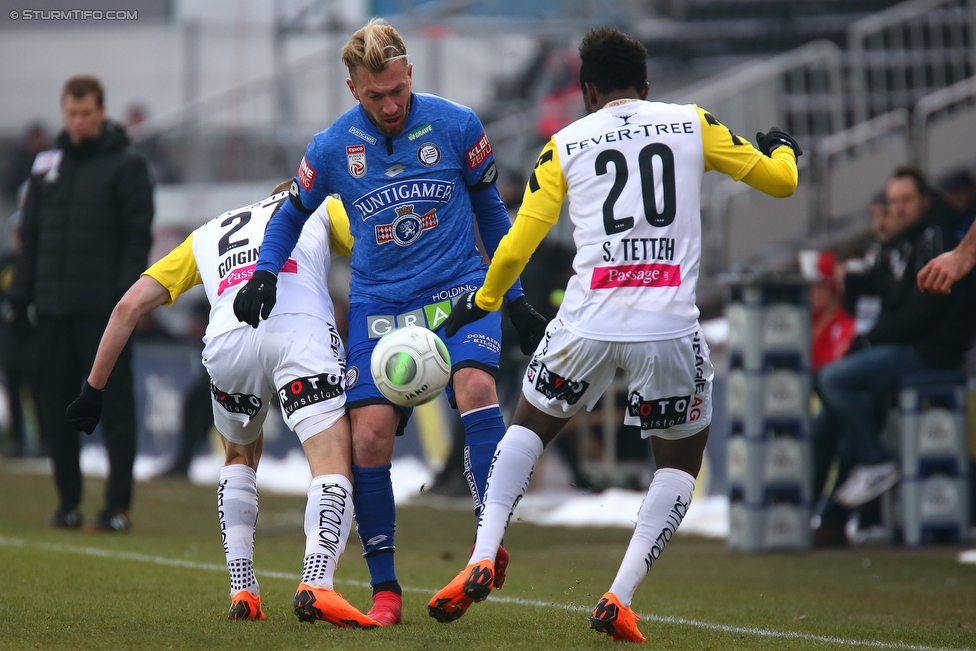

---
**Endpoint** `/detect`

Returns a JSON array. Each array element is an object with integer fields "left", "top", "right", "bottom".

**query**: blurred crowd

[{"left": 802, "top": 165, "right": 976, "bottom": 546}]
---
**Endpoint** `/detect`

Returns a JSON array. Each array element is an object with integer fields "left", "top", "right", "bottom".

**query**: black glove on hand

[
  {"left": 444, "top": 290, "right": 489, "bottom": 338},
  {"left": 66, "top": 380, "right": 104, "bottom": 435},
  {"left": 756, "top": 127, "right": 802, "bottom": 158},
  {"left": 233, "top": 269, "right": 278, "bottom": 328},
  {"left": 507, "top": 296, "right": 548, "bottom": 355}
]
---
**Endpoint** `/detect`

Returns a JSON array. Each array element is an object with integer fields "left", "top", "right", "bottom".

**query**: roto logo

[{"left": 590, "top": 263, "right": 681, "bottom": 289}]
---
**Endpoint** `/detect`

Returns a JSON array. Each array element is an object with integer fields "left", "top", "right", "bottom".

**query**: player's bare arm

[
  {"left": 65, "top": 276, "right": 170, "bottom": 434},
  {"left": 88, "top": 276, "right": 171, "bottom": 389},
  {"left": 917, "top": 219, "right": 976, "bottom": 293}
]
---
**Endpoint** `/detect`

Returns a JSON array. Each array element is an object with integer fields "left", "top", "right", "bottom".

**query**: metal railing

[
  {"left": 664, "top": 40, "right": 846, "bottom": 148},
  {"left": 911, "top": 74, "right": 976, "bottom": 171},
  {"left": 810, "top": 108, "right": 912, "bottom": 232},
  {"left": 848, "top": 0, "right": 976, "bottom": 124}
]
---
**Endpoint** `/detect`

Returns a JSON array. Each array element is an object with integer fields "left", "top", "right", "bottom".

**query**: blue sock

[
  {"left": 351, "top": 464, "right": 398, "bottom": 587},
  {"left": 461, "top": 405, "right": 506, "bottom": 516}
]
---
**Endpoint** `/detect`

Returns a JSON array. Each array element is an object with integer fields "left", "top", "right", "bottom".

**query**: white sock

[
  {"left": 608, "top": 467, "right": 695, "bottom": 606},
  {"left": 470, "top": 425, "right": 544, "bottom": 564},
  {"left": 301, "top": 474, "right": 354, "bottom": 589},
  {"left": 218, "top": 464, "right": 259, "bottom": 596}
]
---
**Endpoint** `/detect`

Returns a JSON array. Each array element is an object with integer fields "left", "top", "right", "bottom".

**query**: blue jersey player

[{"left": 233, "top": 19, "right": 547, "bottom": 626}]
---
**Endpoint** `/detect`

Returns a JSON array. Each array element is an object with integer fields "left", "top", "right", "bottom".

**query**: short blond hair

[{"left": 342, "top": 18, "right": 407, "bottom": 76}]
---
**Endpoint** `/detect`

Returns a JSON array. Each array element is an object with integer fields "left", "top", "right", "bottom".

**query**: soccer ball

[{"left": 370, "top": 326, "right": 452, "bottom": 407}]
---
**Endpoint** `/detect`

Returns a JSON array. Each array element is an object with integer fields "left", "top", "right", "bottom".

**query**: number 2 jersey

[
  {"left": 479, "top": 100, "right": 798, "bottom": 342},
  {"left": 141, "top": 192, "right": 352, "bottom": 340}
]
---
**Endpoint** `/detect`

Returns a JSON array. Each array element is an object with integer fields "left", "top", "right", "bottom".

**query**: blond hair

[{"left": 342, "top": 18, "right": 407, "bottom": 76}]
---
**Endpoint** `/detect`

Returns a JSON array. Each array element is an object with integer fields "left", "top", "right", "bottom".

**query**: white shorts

[
  {"left": 202, "top": 313, "right": 346, "bottom": 445},
  {"left": 521, "top": 318, "right": 713, "bottom": 440}
]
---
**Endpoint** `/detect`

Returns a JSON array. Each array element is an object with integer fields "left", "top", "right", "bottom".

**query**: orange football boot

[
  {"left": 590, "top": 592, "right": 645, "bottom": 643},
  {"left": 293, "top": 583, "right": 380, "bottom": 629},
  {"left": 228, "top": 590, "right": 265, "bottom": 621},
  {"left": 427, "top": 559, "right": 494, "bottom": 623}
]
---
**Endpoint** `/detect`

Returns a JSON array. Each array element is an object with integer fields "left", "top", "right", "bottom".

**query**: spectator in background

[
  {"left": 844, "top": 191, "right": 896, "bottom": 337},
  {"left": 9, "top": 75, "right": 154, "bottom": 532},
  {"left": 125, "top": 103, "right": 179, "bottom": 184},
  {"left": 0, "top": 183, "right": 36, "bottom": 457},
  {"left": 805, "top": 250, "right": 855, "bottom": 372},
  {"left": 812, "top": 167, "right": 974, "bottom": 545},
  {"left": 1, "top": 122, "right": 50, "bottom": 204},
  {"left": 938, "top": 168, "right": 976, "bottom": 243}
]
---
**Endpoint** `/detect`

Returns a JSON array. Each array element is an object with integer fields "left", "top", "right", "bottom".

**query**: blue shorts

[{"left": 344, "top": 283, "right": 503, "bottom": 412}]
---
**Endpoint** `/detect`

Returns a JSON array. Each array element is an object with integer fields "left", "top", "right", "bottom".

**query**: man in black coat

[
  {"left": 813, "top": 167, "right": 976, "bottom": 544},
  {"left": 10, "top": 75, "right": 153, "bottom": 531}
]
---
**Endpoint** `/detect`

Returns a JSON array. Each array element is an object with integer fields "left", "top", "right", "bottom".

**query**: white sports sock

[
  {"left": 608, "top": 467, "right": 695, "bottom": 606},
  {"left": 470, "top": 425, "right": 544, "bottom": 564},
  {"left": 301, "top": 474, "right": 354, "bottom": 589},
  {"left": 217, "top": 464, "right": 259, "bottom": 596}
]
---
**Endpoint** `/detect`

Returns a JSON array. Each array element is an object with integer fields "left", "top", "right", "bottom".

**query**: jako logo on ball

[{"left": 370, "top": 326, "right": 451, "bottom": 407}]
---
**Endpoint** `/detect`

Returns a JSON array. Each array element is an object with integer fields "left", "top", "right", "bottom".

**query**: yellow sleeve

[
  {"left": 697, "top": 105, "right": 798, "bottom": 196},
  {"left": 141, "top": 233, "right": 202, "bottom": 305},
  {"left": 476, "top": 139, "right": 565, "bottom": 311},
  {"left": 740, "top": 147, "right": 798, "bottom": 197},
  {"left": 477, "top": 215, "right": 554, "bottom": 311},
  {"left": 515, "top": 138, "right": 566, "bottom": 225},
  {"left": 697, "top": 105, "right": 763, "bottom": 180},
  {"left": 326, "top": 197, "right": 354, "bottom": 257}
]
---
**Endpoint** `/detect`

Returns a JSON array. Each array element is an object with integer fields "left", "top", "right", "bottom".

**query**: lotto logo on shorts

[
  {"left": 532, "top": 361, "right": 589, "bottom": 405},
  {"left": 627, "top": 391, "right": 690, "bottom": 430},
  {"left": 278, "top": 373, "right": 344, "bottom": 417},
  {"left": 211, "top": 383, "right": 262, "bottom": 419}
]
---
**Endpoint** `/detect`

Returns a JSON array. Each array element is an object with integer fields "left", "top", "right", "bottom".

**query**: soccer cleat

[
  {"left": 46, "top": 508, "right": 83, "bottom": 529},
  {"left": 228, "top": 590, "right": 265, "bottom": 620},
  {"left": 590, "top": 592, "right": 646, "bottom": 643},
  {"left": 85, "top": 509, "right": 131, "bottom": 533},
  {"left": 469, "top": 543, "right": 509, "bottom": 589},
  {"left": 293, "top": 583, "right": 380, "bottom": 629},
  {"left": 427, "top": 559, "right": 494, "bottom": 623},
  {"left": 366, "top": 590, "right": 403, "bottom": 627},
  {"left": 493, "top": 544, "right": 509, "bottom": 589}
]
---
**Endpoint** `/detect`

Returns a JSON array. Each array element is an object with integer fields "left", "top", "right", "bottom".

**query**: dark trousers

[
  {"left": 36, "top": 315, "right": 137, "bottom": 514},
  {"left": 168, "top": 373, "right": 213, "bottom": 475}
]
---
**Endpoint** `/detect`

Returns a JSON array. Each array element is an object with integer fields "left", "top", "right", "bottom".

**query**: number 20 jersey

[{"left": 547, "top": 101, "right": 705, "bottom": 342}]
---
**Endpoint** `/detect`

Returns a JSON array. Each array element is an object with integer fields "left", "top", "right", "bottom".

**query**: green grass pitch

[{"left": 0, "top": 468, "right": 973, "bottom": 650}]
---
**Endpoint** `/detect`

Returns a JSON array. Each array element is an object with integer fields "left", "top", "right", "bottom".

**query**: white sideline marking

[{"left": 1, "top": 536, "right": 970, "bottom": 651}]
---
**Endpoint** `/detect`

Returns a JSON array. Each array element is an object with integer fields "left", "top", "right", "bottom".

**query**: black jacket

[
  {"left": 11, "top": 122, "right": 154, "bottom": 317},
  {"left": 844, "top": 213, "right": 976, "bottom": 369}
]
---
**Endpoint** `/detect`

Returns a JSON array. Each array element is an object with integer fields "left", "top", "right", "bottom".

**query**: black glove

[
  {"left": 444, "top": 290, "right": 489, "bottom": 338},
  {"left": 66, "top": 380, "right": 104, "bottom": 435},
  {"left": 756, "top": 127, "right": 802, "bottom": 158},
  {"left": 5, "top": 299, "right": 32, "bottom": 337},
  {"left": 233, "top": 269, "right": 278, "bottom": 328},
  {"left": 507, "top": 296, "right": 548, "bottom": 355}
]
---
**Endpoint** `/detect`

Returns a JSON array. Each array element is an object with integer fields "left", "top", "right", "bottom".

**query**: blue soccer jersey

[{"left": 258, "top": 92, "right": 520, "bottom": 304}]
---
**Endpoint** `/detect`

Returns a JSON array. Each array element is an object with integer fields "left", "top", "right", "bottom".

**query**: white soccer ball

[{"left": 370, "top": 326, "right": 452, "bottom": 407}]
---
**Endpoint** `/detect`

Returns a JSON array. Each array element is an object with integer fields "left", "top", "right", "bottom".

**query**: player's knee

[
  {"left": 452, "top": 367, "right": 497, "bottom": 409},
  {"left": 351, "top": 421, "right": 396, "bottom": 465}
]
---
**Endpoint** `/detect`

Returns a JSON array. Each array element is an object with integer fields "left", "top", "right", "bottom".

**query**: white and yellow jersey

[
  {"left": 477, "top": 101, "right": 798, "bottom": 342},
  {"left": 142, "top": 192, "right": 353, "bottom": 340}
]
